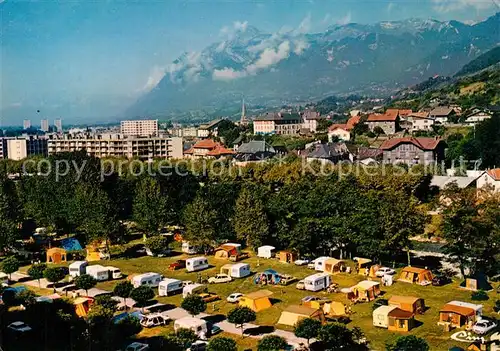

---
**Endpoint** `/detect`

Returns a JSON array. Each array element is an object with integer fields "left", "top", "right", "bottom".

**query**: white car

[
  {"left": 227, "top": 293, "right": 243, "bottom": 303},
  {"left": 376, "top": 267, "right": 396, "bottom": 277},
  {"left": 7, "top": 321, "right": 32, "bottom": 333},
  {"left": 182, "top": 280, "right": 194, "bottom": 287},
  {"left": 296, "top": 280, "right": 305, "bottom": 290},
  {"left": 187, "top": 340, "right": 208, "bottom": 351},
  {"left": 472, "top": 319, "right": 497, "bottom": 335},
  {"left": 125, "top": 342, "right": 150, "bottom": 351},
  {"left": 139, "top": 313, "right": 171, "bottom": 328},
  {"left": 208, "top": 274, "right": 232, "bottom": 284},
  {"left": 294, "top": 259, "right": 309, "bottom": 266}
]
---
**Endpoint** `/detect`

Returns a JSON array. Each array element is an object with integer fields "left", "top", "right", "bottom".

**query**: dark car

[
  {"left": 168, "top": 260, "right": 186, "bottom": 270},
  {"left": 208, "top": 323, "right": 222, "bottom": 336},
  {"left": 432, "top": 275, "right": 452, "bottom": 286}
]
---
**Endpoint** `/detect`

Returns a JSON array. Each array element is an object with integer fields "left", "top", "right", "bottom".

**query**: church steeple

[{"left": 240, "top": 98, "right": 246, "bottom": 124}]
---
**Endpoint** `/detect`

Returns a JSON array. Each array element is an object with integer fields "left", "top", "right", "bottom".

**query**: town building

[
  {"left": 234, "top": 140, "right": 282, "bottom": 164},
  {"left": 54, "top": 119, "right": 63, "bottom": 133},
  {"left": 464, "top": 109, "right": 492, "bottom": 125},
  {"left": 327, "top": 116, "right": 360, "bottom": 141},
  {"left": 170, "top": 127, "right": 199, "bottom": 138},
  {"left": 302, "top": 142, "right": 351, "bottom": 165},
  {"left": 301, "top": 111, "right": 325, "bottom": 133},
  {"left": 197, "top": 120, "right": 224, "bottom": 138},
  {"left": 367, "top": 110, "right": 399, "bottom": 134},
  {"left": 48, "top": 133, "right": 183, "bottom": 160},
  {"left": 5, "top": 136, "right": 49, "bottom": 160},
  {"left": 253, "top": 112, "right": 302, "bottom": 135},
  {"left": 120, "top": 120, "right": 159, "bottom": 137},
  {"left": 41, "top": 119, "right": 49, "bottom": 132},
  {"left": 23, "top": 119, "right": 31, "bottom": 130},
  {"left": 380, "top": 137, "right": 446, "bottom": 165},
  {"left": 429, "top": 107, "right": 455, "bottom": 124},
  {"left": 0, "top": 138, "right": 7, "bottom": 159},
  {"left": 405, "top": 112, "right": 435, "bottom": 132},
  {"left": 477, "top": 169, "right": 500, "bottom": 193},
  {"left": 183, "top": 139, "right": 234, "bottom": 159}
]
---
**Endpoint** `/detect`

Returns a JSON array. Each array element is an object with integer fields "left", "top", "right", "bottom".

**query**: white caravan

[
  {"left": 85, "top": 265, "right": 109, "bottom": 281},
  {"left": 174, "top": 317, "right": 208, "bottom": 340},
  {"left": 158, "top": 278, "right": 183, "bottom": 296},
  {"left": 69, "top": 261, "right": 88, "bottom": 278},
  {"left": 186, "top": 257, "right": 209, "bottom": 272},
  {"left": 132, "top": 272, "right": 163, "bottom": 288},
  {"left": 303, "top": 273, "right": 332, "bottom": 292}
]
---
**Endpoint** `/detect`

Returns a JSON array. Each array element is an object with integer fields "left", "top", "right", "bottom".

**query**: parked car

[
  {"left": 307, "top": 262, "right": 316, "bottom": 269},
  {"left": 472, "top": 319, "right": 497, "bottom": 335},
  {"left": 208, "top": 274, "right": 232, "bottom": 284},
  {"left": 296, "top": 280, "right": 305, "bottom": 290},
  {"left": 208, "top": 323, "right": 222, "bottom": 336},
  {"left": 169, "top": 260, "right": 186, "bottom": 271},
  {"left": 229, "top": 252, "right": 249, "bottom": 262},
  {"left": 375, "top": 267, "right": 396, "bottom": 277},
  {"left": 227, "top": 293, "right": 243, "bottom": 303},
  {"left": 125, "top": 342, "right": 150, "bottom": 351},
  {"left": 279, "top": 274, "right": 297, "bottom": 285},
  {"left": 432, "top": 275, "right": 452, "bottom": 286},
  {"left": 301, "top": 296, "right": 331, "bottom": 304},
  {"left": 187, "top": 340, "right": 208, "bottom": 351},
  {"left": 199, "top": 292, "right": 220, "bottom": 303},
  {"left": 294, "top": 259, "right": 309, "bottom": 266},
  {"left": 139, "top": 313, "right": 170, "bottom": 328},
  {"left": 7, "top": 321, "right": 32, "bottom": 333}
]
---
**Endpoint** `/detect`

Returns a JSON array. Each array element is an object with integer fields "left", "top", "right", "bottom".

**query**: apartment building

[
  {"left": 0, "top": 139, "right": 7, "bottom": 159},
  {"left": 380, "top": 137, "right": 446, "bottom": 166},
  {"left": 23, "top": 120, "right": 31, "bottom": 129},
  {"left": 48, "top": 133, "right": 183, "bottom": 160},
  {"left": 253, "top": 112, "right": 302, "bottom": 135},
  {"left": 4, "top": 136, "right": 49, "bottom": 160},
  {"left": 120, "top": 120, "right": 159, "bottom": 137},
  {"left": 41, "top": 119, "right": 49, "bottom": 132},
  {"left": 54, "top": 119, "right": 63, "bottom": 133}
]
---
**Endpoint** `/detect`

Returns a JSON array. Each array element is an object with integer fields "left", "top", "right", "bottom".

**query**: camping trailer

[
  {"left": 105, "top": 266, "right": 122, "bottom": 279},
  {"left": 186, "top": 257, "right": 209, "bottom": 272},
  {"left": 158, "top": 278, "right": 183, "bottom": 296},
  {"left": 314, "top": 257, "right": 332, "bottom": 271},
  {"left": 69, "top": 261, "right": 88, "bottom": 278},
  {"left": 373, "top": 305, "right": 397, "bottom": 328},
  {"left": 174, "top": 317, "right": 208, "bottom": 339},
  {"left": 132, "top": 272, "right": 163, "bottom": 288},
  {"left": 182, "top": 283, "right": 207, "bottom": 298},
  {"left": 323, "top": 259, "right": 346, "bottom": 274},
  {"left": 182, "top": 241, "right": 200, "bottom": 255},
  {"left": 85, "top": 265, "right": 109, "bottom": 281},
  {"left": 257, "top": 245, "right": 275, "bottom": 259},
  {"left": 304, "top": 273, "right": 332, "bottom": 292},
  {"left": 220, "top": 263, "right": 251, "bottom": 278}
]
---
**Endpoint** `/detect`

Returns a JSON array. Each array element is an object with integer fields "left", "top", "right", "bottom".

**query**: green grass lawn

[{"left": 21, "top": 249, "right": 499, "bottom": 351}]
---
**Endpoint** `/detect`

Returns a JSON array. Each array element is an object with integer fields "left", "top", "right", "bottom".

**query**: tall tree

[
  {"left": 133, "top": 177, "right": 169, "bottom": 236},
  {"left": 317, "top": 323, "right": 356, "bottom": 351},
  {"left": 257, "top": 335, "right": 288, "bottom": 351},
  {"left": 0, "top": 256, "right": 20, "bottom": 280},
  {"left": 183, "top": 195, "right": 219, "bottom": 250},
  {"left": 227, "top": 306, "right": 256, "bottom": 335},
  {"left": 43, "top": 267, "right": 67, "bottom": 293},
  {"left": 74, "top": 274, "right": 97, "bottom": 296},
  {"left": 27, "top": 263, "right": 47, "bottom": 288},
  {"left": 113, "top": 281, "right": 133, "bottom": 310},
  {"left": 0, "top": 178, "right": 21, "bottom": 251},
  {"left": 294, "top": 318, "right": 321, "bottom": 347},
  {"left": 181, "top": 295, "right": 207, "bottom": 317}
]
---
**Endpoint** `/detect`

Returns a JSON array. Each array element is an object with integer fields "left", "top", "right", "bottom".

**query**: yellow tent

[
  {"left": 349, "top": 280, "right": 381, "bottom": 302},
  {"left": 324, "top": 259, "right": 346, "bottom": 274},
  {"left": 74, "top": 297, "right": 94, "bottom": 317},
  {"left": 398, "top": 267, "right": 433, "bottom": 285},
  {"left": 354, "top": 257, "right": 372, "bottom": 271},
  {"left": 369, "top": 264, "right": 381, "bottom": 278},
  {"left": 277, "top": 305, "right": 325, "bottom": 326},
  {"left": 239, "top": 290, "right": 273, "bottom": 312},
  {"left": 46, "top": 247, "right": 67, "bottom": 264},
  {"left": 86, "top": 240, "right": 108, "bottom": 262},
  {"left": 322, "top": 301, "right": 347, "bottom": 317}
]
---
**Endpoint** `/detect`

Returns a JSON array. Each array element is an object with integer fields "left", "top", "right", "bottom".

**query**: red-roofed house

[
  {"left": 380, "top": 137, "right": 446, "bottom": 165},
  {"left": 367, "top": 112, "right": 399, "bottom": 134},
  {"left": 477, "top": 169, "right": 500, "bottom": 192},
  {"left": 184, "top": 139, "right": 234, "bottom": 159},
  {"left": 327, "top": 116, "right": 360, "bottom": 141}
]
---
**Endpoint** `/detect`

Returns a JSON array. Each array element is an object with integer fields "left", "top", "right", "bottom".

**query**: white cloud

[
  {"left": 213, "top": 67, "right": 248, "bottom": 81},
  {"left": 219, "top": 20, "right": 249, "bottom": 39},
  {"left": 233, "top": 21, "right": 248, "bottom": 32},
  {"left": 337, "top": 11, "right": 352, "bottom": 25},
  {"left": 9, "top": 102, "right": 22, "bottom": 108},
  {"left": 295, "top": 13, "right": 312, "bottom": 34},
  {"left": 293, "top": 39, "right": 310, "bottom": 55},
  {"left": 431, "top": 0, "right": 495, "bottom": 12},
  {"left": 247, "top": 40, "right": 291, "bottom": 74},
  {"left": 141, "top": 66, "right": 166, "bottom": 92}
]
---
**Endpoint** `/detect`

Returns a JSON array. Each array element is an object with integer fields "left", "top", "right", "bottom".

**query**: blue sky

[{"left": 1, "top": 0, "right": 498, "bottom": 125}]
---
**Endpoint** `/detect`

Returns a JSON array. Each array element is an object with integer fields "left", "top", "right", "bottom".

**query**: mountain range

[{"left": 128, "top": 13, "right": 500, "bottom": 120}]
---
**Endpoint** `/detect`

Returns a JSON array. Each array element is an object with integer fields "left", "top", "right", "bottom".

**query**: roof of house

[
  {"left": 357, "top": 147, "right": 383, "bottom": 160},
  {"left": 367, "top": 113, "right": 398, "bottom": 122},
  {"left": 430, "top": 176, "right": 478, "bottom": 189},
  {"left": 184, "top": 139, "right": 234, "bottom": 156},
  {"left": 346, "top": 115, "right": 361, "bottom": 130},
  {"left": 408, "top": 112, "right": 430, "bottom": 119},
  {"left": 328, "top": 124, "right": 349, "bottom": 132},
  {"left": 244, "top": 290, "right": 273, "bottom": 300},
  {"left": 305, "top": 142, "right": 349, "bottom": 159},
  {"left": 198, "top": 119, "right": 223, "bottom": 130},
  {"left": 388, "top": 308, "right": 414, "bottom": 319},
  {"left": 254, "top": 112, "right": 301, "bottom": 122},
  {"left": 380, "top": 137, "right": 443, "bottom": 151},
  {"left": 237, "top": 140, "right": 276, "bottom": 154},
  {"left": 440, "top": 303, "right": 475, "bottom": 316},
  {"left": 430, "top": 106, "right": 454, "bottom": 116},
  {"left": 486, "top": 168, "right": 500, "bottom": 181},
  {"left": 206, "top": 143, "right": 234, "bottom": 156},
  {"left": 302, "top": 111, "right": 323, "bottom": 120}
]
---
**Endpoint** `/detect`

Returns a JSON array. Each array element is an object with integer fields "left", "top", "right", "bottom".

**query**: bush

[
  {"left": 257, "top": 335, "right": 288, "bottom": 351},
  {"left": 181, "top": 294, "right": 207, "bottom": 316},
  {"left": 494, "top": 299, "right": 500, "bottom": 313},
  {"left": 471, "top": 290, "right": 489, "bottom": 301},
  {"left": 386, "top": 335, "right": 429, "bottom": 351},
  {"left": 207, "top": 337, "right": 237, "bottom": 351}
]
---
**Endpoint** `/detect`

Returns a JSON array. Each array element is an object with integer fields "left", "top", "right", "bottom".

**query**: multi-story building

[
  {"left": 170, "top": 127, "right": 198, "bottom": 138},
  {"left": 380, "top": 137, "right": 446, "bottom": 166},
  {"left": 54, "top": 119, "right": 63, "bottom": 133},
  {"left": 23, "top": 119, "right": 31, "bottom": 130},
  {"left": 301, "top": 111, "right": 325, "bottom": 133},
  {"left": 41, "top": 119, "right": 49, "bottom": 132},
  {"left": 0, "top": 138, "right": 7, "bottom": 159},
  {"left": 253, "top": 112, "right": 302, "bottom": 135},
  {"left": 48, "top": 134, "right": 183, "bottom": 160},
  {"left": 120, "top": 120, "right": 159, "bottom": 137},
  {"left": 464, "top": 109, "right": 492, "bottom": 125},
  {"left": 367, "top": 110, "right": 399, "bottom": 134},
  {"left": 429, "top": 107, "right": 455, "bottom": 124},
  {"left": 183, "top": 139, "right": 234, "bottom": 159},
  {"left": 5, "top": 136, "right": 49, "bottom": 160},
  {"left": 197, "top": 119, "right": 223, "bottom": 138},
  {"left": 405, "top": 112, "right": 435, "bottom": 132}
]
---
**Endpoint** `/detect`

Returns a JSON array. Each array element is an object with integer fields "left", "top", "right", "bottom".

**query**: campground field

[{"left": 62, "top": 242, "right": 500, "bottom": 351}]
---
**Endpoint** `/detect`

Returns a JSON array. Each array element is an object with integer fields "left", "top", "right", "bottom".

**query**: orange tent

[
  {"left": 398, "top": 267, "right": 433, "bottom": 285},
  {"left": 46, "top": 248, "right": 67, "bottom": 264}
]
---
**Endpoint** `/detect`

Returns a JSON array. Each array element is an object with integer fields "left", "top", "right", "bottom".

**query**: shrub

[{"left": 471, "top": 290, "right": 489, "bottom": 301}]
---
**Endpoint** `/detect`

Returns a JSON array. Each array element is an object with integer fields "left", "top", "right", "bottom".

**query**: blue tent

[
  {"left": 60, "top": 237, "right": 83, "bottom": 252},
  {"left": 112, "top": 311, "right": 143, "bottom": 324},
  {"left": 254, "top": 269, "right": 281, "bottom": 285}
]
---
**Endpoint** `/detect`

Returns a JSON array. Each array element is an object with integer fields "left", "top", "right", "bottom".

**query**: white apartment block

[
  {"left": 48, "top": 134, "right": 183, "bottom": 160},
  {"left": 54, "top": 119, "right": 63, "bottom": 132},
  {"left": 23, "top": 119, "right": 31, "bottom": 129},
  {"left": 120, "top": 120, "right": 159, "bottom": 137},
  {"left": 5, "top": 136, "right": 49, "bottom": 160},
  {"left": 41, "top": 119, "right": 49, "bottom": 132}
]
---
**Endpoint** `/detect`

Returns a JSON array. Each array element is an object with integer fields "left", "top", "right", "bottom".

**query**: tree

[
  {"left": 183, "top": 195, "right": 219, "bottom": 251},
  {"left": 74, "top": 274, "right": 97, "bottom": 296},
  {"left": 207, "top": 337, "right": 237, "bottom": 351},
  {"left": 0, "top": 178, "right": 21, "bottom": 251},
  {"left": 386, "top": 335, "right": 429, "bottom": 351},
  {"left": 257, "top": 335, "right": 288, "bottom": 351},
  {"left": 130, "top": 286, "right": 155, "bottom": 309},
  {"left": 227, "top": 306, "right": 257, "bottom": 335},
  {"left": 27, "top": 263, "right": 47, "bottom": 288},
  {"left": 173, "top": 328, "right": 198, "bottom": 349},
  {"left": 0, "top": 256, "right": 20, "bottom": 280},
  {"left": 181, "top": 294, "right": 207, "bottom": 317},
  {"left": 113, "top": 281, "right": 133, "bottom": 310},
  {"left": 17, "top": 289, "right": 38, "bottom": 306},
  {"left": 294, "top": 318, "right": 321, "bottom": 346},
  {"left": 233, "top": 186, "right": 269, "bottom": 249},
  {"left": 114, "top": 315, "right": 141, "bottom": 339},
  {"left": 145, "top": 235, "right": 171, "bottom": 256},
  {"left": 94, "top": 294, "right": 119, "bottom": 312},
  {"left": 317, "top": 323, "right": 356, "bottom": 350},
  {"left": 133, "top": 177, "right": 170, "bottom": 237},
  {"left": 43, "top": 267, "right": 67, "bottom": 293}
]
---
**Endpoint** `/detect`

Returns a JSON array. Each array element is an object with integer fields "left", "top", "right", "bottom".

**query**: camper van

[
  {"left": 105, "top": 266, "right": 122, "bottom": 279},
  {"left": 182, "top": 283, "right": 207, "bottom": 298},
  {"left": 85, "top": 265, "right": 110, "bottom": 281},
  {"left": 174, "top": 317, "right": 208, "bottom": 340},
  {"left": 220, "top": 263, "right": 251, "bottom": 278},
  {"left": 132, "top": 272, "right": 163, "bottom": 288},
  {"left": 158, "top": 278, "right": 183, "bottom": 296},
  {"left": 69, "top": 261, "right": 88, "bottom": 278},
  {"left": 186, "top": 257, "right": 209, "bottom": 272},
  {"left": 314, "top": 257, "right": 332, "bottom": 271},
  {"left": 182, "top": 241, "right": 200, "bottom": 255},
  {"left": 304, "top": 273, "right": 332, "bottom": 292}
]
